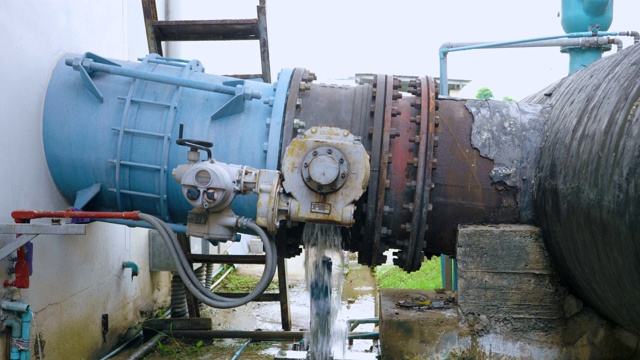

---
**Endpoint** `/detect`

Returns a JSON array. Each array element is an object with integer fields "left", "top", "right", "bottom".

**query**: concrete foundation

[{"left": 379, "top": 225, "right": 640, "bottom": 359}]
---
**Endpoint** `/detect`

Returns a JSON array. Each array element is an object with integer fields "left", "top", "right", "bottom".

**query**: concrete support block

[{"left": 457, "top": 224, "right": 565, "bottom": 331}]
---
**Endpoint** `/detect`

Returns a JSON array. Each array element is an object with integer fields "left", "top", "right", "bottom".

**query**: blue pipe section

[
  {"left": 347, "top": 318, "right": 379, "bottom": 332},
  {"left": 439, "top": 31, "right": 619, "bottom": 95},
  {"left": 20, "top": 309, "right": 32, "bottom": 360},
  {"left": 439, "top": 254, "right": 457, "bottom": 291},
  {"left": 440, "top": 254, "right": 446, "bottom": 289},
  {"left": 43, "top": 53, "right": 296, "bottom": 224},
  {"left": 452, "top": 258, "right": 458, "bottom": 292},
  {"left": 230, "top": 339, "right": 252, "bottom": 360},
  {"left": 348, "top": 332, "right": 379, "bottom": 340},
  {"left": 564, "top": 47, "right": 608, "bottom": 73},
  {"left": 1, "top": 301, "right": 32, "bottom": 360},
  {"left": 1, "top": 301, "right": 29, "bottom": 313},
  {"left": 5, "top": 317, "right": 21, "bottom": 360}
]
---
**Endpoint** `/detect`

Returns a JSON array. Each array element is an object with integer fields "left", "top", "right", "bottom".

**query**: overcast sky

[{"left": 171, "top": 0, "right": 639, "bottom": 100}]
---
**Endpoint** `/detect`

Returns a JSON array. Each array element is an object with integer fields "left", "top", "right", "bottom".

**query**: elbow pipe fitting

[
  {"left": 618, "top": 30, "right": 640, "bottom": 43},
  {"left": 122, "top": 261, "right": 139, "bottom": 279},
  {"left": 0, "top": 301, "right": 29, "bottom": 313}
]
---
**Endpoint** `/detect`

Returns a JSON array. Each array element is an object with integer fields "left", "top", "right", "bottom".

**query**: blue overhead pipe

[{"left": 438, "top": 31, "right": 619, "bottom": 95}]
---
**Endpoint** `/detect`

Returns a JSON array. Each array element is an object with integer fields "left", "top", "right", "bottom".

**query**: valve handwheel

[{"left": 176, "top": 124, "right": 213, "bottom": 160}]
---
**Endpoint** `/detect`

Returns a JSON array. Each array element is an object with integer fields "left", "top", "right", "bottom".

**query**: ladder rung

[
  {"left": 111, "top": 127, "right": 168, "bottom": 138},
  {"left": 108, "top": 188, "right": 162, "bottom": 199},
  {"left": 117, "top": 96, "right": 173, "bottom": 107},
  {"left": 109, "top": 160, "right": 163, "bottom": 170},
  {"left": 152, "top": 19, "right": 260, "bottom": 41}
]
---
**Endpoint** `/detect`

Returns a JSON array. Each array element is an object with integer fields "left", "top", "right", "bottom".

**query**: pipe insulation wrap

[{"left": 529, "top": 44, "right": 640, "bottom": 336}]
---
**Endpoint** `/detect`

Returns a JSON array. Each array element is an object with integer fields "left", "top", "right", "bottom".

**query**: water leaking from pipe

[{"left": 303, "top": 223, "right": 347, "bottom": 359}]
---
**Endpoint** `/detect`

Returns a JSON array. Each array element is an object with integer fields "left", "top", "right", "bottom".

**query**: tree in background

[
  {"left": 475, "top": 87, "right": 494, "bottom": 100},
  {"left": 502, "top": 96, "right": 516, "bottom": 102}
]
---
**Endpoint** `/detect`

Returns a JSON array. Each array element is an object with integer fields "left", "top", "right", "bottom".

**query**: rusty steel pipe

[{"left": 280, "top": 75, "right": 530, "bottom": 271}]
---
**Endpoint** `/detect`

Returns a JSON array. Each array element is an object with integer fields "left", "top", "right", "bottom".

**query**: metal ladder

[
  {"left": 139, "top": 0, "right": 290, "bottom": 330},
  {"left": 141, "top": 0, "right": 271, "bottom": 82},
  {"left": 110, "top": 56, "right": 201, "bottom": 221}
]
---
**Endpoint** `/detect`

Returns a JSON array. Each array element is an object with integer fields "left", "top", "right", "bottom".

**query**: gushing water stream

[{"left": 303, "top": 223, "right": 347, "bottom": 360}]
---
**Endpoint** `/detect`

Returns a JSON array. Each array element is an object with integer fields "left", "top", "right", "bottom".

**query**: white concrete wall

[{"left": 0, "top": 1, "right": 171, "bottom": 358}]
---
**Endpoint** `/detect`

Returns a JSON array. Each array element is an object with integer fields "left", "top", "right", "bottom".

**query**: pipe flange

[
  {"left": 301, "top": 146, "right": 350, "bottom": 193},
  {"left": 362, "top": 74, "right": 389, "bottom": 266}
]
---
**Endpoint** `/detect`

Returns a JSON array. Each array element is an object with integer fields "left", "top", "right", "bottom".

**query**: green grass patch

[
  {"left": 375, "top": 257, "right": 442, "bottom": 290},
  {"left": 214, "top": 266, "right": 279, "bottom": 293}
]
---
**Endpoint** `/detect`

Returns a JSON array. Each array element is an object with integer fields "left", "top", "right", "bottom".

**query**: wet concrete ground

[{"left": 111, "top": 252, "right": 379, "bottom": 359}]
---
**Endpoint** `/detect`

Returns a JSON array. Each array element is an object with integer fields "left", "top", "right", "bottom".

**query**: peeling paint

[{"left": 466, "top": 100, "right": 551, "bottom": 222}]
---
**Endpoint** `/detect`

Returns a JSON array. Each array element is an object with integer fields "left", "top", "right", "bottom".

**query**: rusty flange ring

[
  {"left": 388, "top": 77, "right": 436, "bottom": 272},
  {"left": 362, "top": 74, "right": 389, "bottom": 266},
  {"left": 406, "top": 77, "right": 436, "bottom": 271}
]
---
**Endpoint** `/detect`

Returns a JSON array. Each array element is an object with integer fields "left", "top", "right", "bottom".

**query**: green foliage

[
  {"left": 157, "top": 339, "right": 178, "bottom": 355},
  {"left": 215, "top": 267, "right": 278, "bottom": 293},
  {"left": 475, "top": 87, "right": 494, "bottom": 100},
  {"left": 375, "top": 257, "right": 441, "bottom": 290},
  {"left": 502, "top": 96, "right": 517, "bottom": 102},
  {"left": 154, "top": 336, "right": 209, "bottom": 358}
]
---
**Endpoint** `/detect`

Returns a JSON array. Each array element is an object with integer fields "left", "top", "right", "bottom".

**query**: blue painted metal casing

[
  {"left": 561, "top": 0, "right": 614, "bottom": 73},
  {"left": 43, "top": 53, "right": 294, "bottom": 224},
  {"left": 561, "top": 0, "right": 613, "bottom": 33},
  {"left": 564, "top": 47, "right": 608, "bottom": 73}
]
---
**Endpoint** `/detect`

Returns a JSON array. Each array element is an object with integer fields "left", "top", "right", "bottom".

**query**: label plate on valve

[
  {"left": 311, "top": 202, "right": 331, "bottom": 214},
  {"left": 187, "top": 211, "right": 208, "bottom": 225}
]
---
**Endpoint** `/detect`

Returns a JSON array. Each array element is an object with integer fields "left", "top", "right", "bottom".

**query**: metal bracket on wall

[
  {"left": 0, "top": 224, "right": 86, "bottom": 260},
  {"left": 68, "top": 52, "right": 121, "bottom": 102}
]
